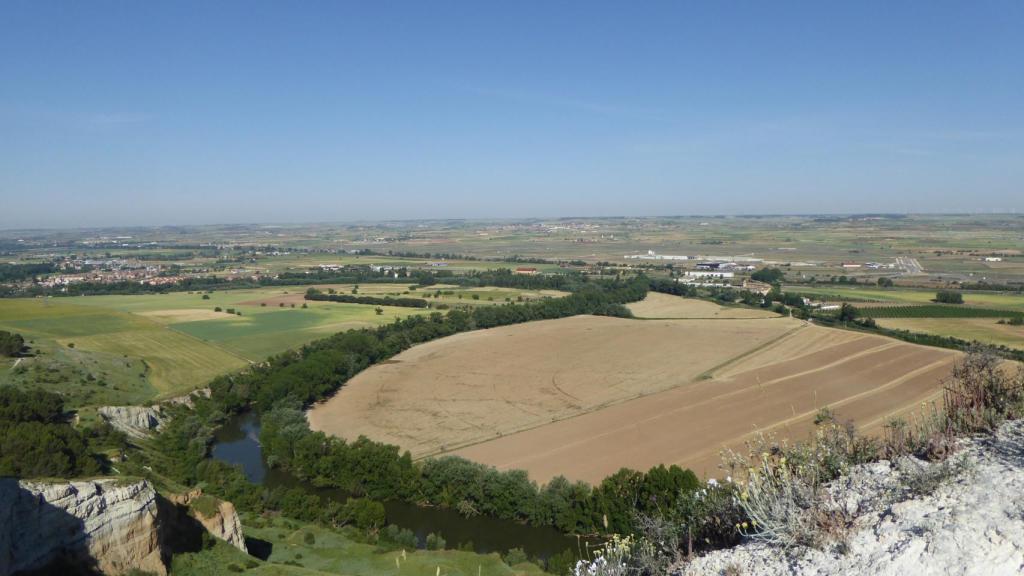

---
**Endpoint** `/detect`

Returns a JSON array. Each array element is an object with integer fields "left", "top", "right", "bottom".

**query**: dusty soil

[
  {"left": 627, "top": 293, "right": 780, "bottom": 319},
  {"left": 307, "top": 314, "right": 800, "bottom": 459},
  {"left": 308, "top": 314, "right": 958, "bottom": 484},
  {"left": 138, "top": 309, "right": 235, "bottom": 323}
]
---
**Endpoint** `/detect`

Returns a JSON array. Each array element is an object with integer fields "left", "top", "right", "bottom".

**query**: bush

[
  {"left": 725, "top": 422, "right": 876, "bottom": 549},
  {"left": 0, "top": 330, "right": 25, "bottom": 356},
  {"left": 303, "top": 531, "right": 315, "bottom": 545},
  {"left": 379, "top": 524, "right": 417, "bottom": 549},
  {"left": 503, "top": 548, "right": 528, "bottom": 566},
  {"left": 943, "top": 350, "right": 1024, "bottom": 434},
  {"left": 425, "top": 532, "right": 446, "bottom": 550}
]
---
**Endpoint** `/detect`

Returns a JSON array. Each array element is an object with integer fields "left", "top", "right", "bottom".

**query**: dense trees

[
  {"left": 0, "top": 330, "right": 24, "bottom": 356},
  {"left": 751, "top": 267, "right": 785, "bottom": 284},
  {"left": 305, "top": 289, "right": 429, "bottom": 308},
  {"left": 0, "top": 388, "right": 118, "bottom": 478},
  {"left": 0, "top": 262, "right": 57, "bottom": 282},
  {"left": 935, "top": 290, "right": 964, "bottom": 304}
]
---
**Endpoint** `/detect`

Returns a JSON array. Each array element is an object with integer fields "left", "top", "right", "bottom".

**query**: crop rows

[{"left": 856, "top": 304, "right": 1024, "bottom": 319}]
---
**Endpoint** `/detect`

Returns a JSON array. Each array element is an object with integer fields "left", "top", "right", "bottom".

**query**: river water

[{"left": 210, "top": 412, "right": 588, "bottom": 559}]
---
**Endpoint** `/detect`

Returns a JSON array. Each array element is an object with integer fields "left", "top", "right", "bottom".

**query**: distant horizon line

[{"left": 1, "top": 211, "right": 1021, "bottom": 234}]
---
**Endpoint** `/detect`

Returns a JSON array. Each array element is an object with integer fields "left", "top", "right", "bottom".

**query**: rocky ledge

[{"left": 676, "top": 420, "right": 1024, "bottom": 576}]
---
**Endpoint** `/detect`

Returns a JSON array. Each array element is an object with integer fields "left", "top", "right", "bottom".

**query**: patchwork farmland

[{"left": 308, "top": 294, "right": 960, "bottom": 483}]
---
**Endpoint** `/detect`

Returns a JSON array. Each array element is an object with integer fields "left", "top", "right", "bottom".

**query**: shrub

[
  {"left": 303, "top": 531, "right": 315, "bottom": 545},
  {"left": 943, "top": 350, "right": 1024, "bottom": 434},
  {"left": 380, "top": 524, "right": 417, "bottom": 549},
  {"left": 425, "top": 532, "right": 446, "bottom": 550},
  {"left": 0, "top": 330, "right": 25, "bottom": 356},
  {"left": 503, "top": 547, "right": 529, "bottom": 566},
  {"left": 725, "top": 422, "right": 874, "bottom": 549}
]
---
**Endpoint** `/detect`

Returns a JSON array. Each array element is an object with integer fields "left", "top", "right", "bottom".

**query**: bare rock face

[
  {"left": 170, "top": 489, "right": 248, "bottom": 552},
  {"left": 676, "top": 420, "right": 1024, "bottom": 576},
  {"left": 0, "top": 478, "right": 166, "bottom": 576},
  {"left": 98, "top": 405, "right": 166, "bottom": 438}
]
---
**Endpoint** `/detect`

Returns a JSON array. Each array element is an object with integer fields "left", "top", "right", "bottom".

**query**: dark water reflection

[{"left": 210, "top": 412, "right": 586, "bottom": 559}]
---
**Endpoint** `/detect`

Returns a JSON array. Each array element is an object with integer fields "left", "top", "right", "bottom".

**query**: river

[{"left": 210, "top": 412, "right": 589, "bottom": 559}]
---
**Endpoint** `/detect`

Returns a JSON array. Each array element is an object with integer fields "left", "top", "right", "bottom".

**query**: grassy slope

[
  {"left": 171, "top": 515, "right": 549, "bottom": 576},
  {"left": 0, "top": 298, "right": 244, "bottom": 403},
  {"left": 1, "top": 285, "right": 565, "bottom": 407}
]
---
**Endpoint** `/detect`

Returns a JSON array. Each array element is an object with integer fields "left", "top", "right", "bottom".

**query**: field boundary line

[
  {"left": 698, "top": 322, "right": 807, "bottom": 380},
  {"left": 165, "top": 324, "right": 255, "bottom": 364},
  {"left": 675, "top": 355, "right": 958, "bottom": 474},
  {"left": 422, "top": 336, "right": 902, "bottom": 462}
]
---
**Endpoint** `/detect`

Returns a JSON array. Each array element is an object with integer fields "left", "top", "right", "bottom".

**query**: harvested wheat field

[
  {"left": 308, "top": 313, "right": 800, "bottom": 456},
  {"left": 308, "top": 300, "right": 960, "bottom": 484},
  {"left": 627, "top": 292, "right": 780, "bottom": 319}
]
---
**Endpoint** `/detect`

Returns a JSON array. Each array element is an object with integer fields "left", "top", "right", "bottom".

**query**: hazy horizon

[{"left": 2, "top": 2, "right": 1022, "bottom": 228}]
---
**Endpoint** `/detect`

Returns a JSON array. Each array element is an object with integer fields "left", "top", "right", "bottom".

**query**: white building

[{"left": 685, "top": 270, "right": 734, "bottom": 279}]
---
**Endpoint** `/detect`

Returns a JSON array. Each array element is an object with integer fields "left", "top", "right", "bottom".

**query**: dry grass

[
  {"left": 627, "top": 293, "right": 780, "bottom": 319},
  {"left": 308, "top": 315, "right": 800, "bottom": 465}
]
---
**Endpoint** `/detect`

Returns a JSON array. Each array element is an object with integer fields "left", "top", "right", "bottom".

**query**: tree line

[
  {"left": 304, "top": 289, "right": 429, "bottom": 308},
  {"left": 147, "top": 275, "right": 713, "bottom": 536}
]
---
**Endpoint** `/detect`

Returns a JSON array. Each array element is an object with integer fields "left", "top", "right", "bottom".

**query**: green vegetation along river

[{"left": 210, "top": 412, "right": 588, "bottom": 560}]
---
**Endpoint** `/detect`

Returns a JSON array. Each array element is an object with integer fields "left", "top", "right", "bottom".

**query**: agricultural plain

[
  {"left": 307, "top": 311, "right": 801, "bottom": 459},
  {"left": 308, "top": 294, "right": 960, "bottom": 483},
  {"left": 0, "top": 284, "right": 565, "bottom": 407}
]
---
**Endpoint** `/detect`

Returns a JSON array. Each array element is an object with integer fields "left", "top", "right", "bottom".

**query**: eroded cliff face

[
  {"left": 0, "top": 478, "right": 166, "bottom": 576},
  {"left": 170, "top": 489, "right": 248, "bottom": 552},
  {"left": 97, "top": 405, "right": 166, "bottom": 439}
]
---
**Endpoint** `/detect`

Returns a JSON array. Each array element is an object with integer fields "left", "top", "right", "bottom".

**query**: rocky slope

[
  {"left": 0, "top": 478, "right": 166, "bottom": 575},
  {"left": 676, "top": 420, "right": 1024, "bottom": 576},
  {"left": 98, "top": 405, "right": 167, "bottom": 438},
  {"left": 170, "top": 489, "right": 248, "bottom": 552}
]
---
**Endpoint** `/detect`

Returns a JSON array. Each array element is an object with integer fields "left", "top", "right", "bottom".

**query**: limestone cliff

[
  {"left": 170, "top": 489, "right": 248, "bottom": 552},
  {"left": 0, "top": 478, "right": 166, "bottom": 575},
  {"left": 98, "top": 405, "right": 166, "bottom": 438}
]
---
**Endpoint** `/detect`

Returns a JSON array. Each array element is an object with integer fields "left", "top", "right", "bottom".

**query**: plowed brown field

[{"left": 307, "top": 301, "right": 960, "bottom": 484}]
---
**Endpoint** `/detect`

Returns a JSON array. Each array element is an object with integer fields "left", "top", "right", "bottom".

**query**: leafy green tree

[
  {"left": 935, "top": 290, "right": 964, "bottom": 304},
  {"left": 0, "top": 330, "right": 25, "bottom": 356}
]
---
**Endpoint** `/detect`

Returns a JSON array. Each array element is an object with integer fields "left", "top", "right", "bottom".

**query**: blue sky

[{"left": 1, "top": 1, "right": 1022, "bottom": 228}]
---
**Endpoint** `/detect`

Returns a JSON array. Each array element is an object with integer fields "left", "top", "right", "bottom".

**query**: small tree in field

[
  {"left": 375, "top": 307, "right": 383, "bottom": 316},
  {"left": 935, "top": 290, "right": 964, "bottom": 304}
]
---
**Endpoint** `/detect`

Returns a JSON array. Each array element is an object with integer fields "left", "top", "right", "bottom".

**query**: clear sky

[{"left": 1, "top": 1, "right": 1022, "bottom": 228}]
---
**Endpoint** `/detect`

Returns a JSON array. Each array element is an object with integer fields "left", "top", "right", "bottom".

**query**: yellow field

[
  {"left": 627, "top": 292, "right": 780, "bottom": 319},
  {"left": 308, "top": 298, "right": 960, "bottom": 483}
]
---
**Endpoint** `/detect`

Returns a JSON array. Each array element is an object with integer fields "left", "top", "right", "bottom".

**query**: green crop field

[
  {"left": 875, "top": 317, "right": 1024, "bottom": 351},
  {"left": 1, "top": 284, "right": 560, "bottom": 408},
  {"left": 0, "top": 298, "right": 247, "bottom": 404},
  {"left": 855, "top": 304, "right": 1024, "bottom": 319},
  {"left": 170, "top": 514, "right": 549, "bottom": 576},
  {"left": 790, "top": 285, "right": 1024, "bottom": 311}
]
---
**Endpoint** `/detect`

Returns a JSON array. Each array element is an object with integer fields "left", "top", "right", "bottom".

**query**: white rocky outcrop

[
  {"left": 170, "top": 489, "right": 248, "bottom": 552},
  {"left": 677, "top": 421, "right": 1024, "bottom": 576},
  {"left": 0, "top": 478, "right": 166, "bottom": 576},
  {"left": 98, "top": 405, "right": 166, "bottom": 438}
]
